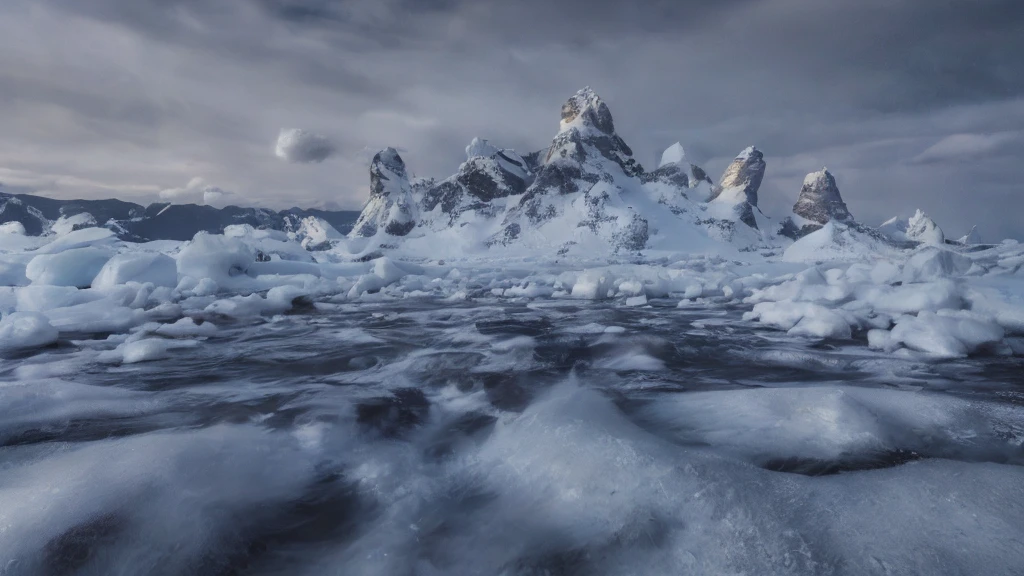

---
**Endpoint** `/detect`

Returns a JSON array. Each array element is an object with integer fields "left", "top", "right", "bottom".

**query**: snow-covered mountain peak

[
  {"left": 462, "top": 137, "right": 530, "bottom": 181},
  {"left": 706, "top": 146, "right": 767, "bottom": 230},
  {"left": 735, "top": 146, "right": 758, "bottom": 161},
  {"left": 659, "top": 142, "right": 687, "bottom": 168},
  {"left": 794, "top": 168, "right": 852, "bottom": 225},
  {"left": 709, "top": 146, "right": 765, "bottom": 206},
  {"left": 350, "top": 148, "right": 417, "bottom": 238},
  {"left": 465, "top": 137, "right": 501, "bottom": 160},
  {"left": 371, "top": 147, "right": 407, "bottom": 181},
  {"left": 559, "top": 86, "right": 615, "bottom": 135}
]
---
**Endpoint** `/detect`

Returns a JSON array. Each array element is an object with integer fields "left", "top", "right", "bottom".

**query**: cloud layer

[{"left": 0, "top": 0, "right": 1022, "bottom": 238}]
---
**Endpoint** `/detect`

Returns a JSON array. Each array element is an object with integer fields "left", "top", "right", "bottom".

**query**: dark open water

[{"left": 1, "top": 298, "right": 1023, "bottom": 575}]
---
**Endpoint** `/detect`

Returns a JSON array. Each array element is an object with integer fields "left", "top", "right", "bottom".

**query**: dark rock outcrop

[
  {"left": 793, "top": 168, "right": 853, "bottom": 225},
  {"left": 779, "top": 168, "right": 855, "bottom": 239},
  {"left": 350, "top": 148, "right": 418, "bottom": 238}
]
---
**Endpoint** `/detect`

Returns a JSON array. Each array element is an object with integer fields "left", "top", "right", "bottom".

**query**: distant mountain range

[{"left": 0, "top": 190, "right": 360, "bottom": 241}]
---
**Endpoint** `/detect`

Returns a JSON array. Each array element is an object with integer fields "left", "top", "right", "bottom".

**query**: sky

[{"left": 1, "top": 0, "right": 1022, "bottom": 240}]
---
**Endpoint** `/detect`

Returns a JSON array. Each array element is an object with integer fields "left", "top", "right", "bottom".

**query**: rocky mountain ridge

[
  {"left": 0, "top": 190, "right": 360, "bottom": 243},
  {"left": 347, "top": 86, "right": 963, "bottom": 258}
]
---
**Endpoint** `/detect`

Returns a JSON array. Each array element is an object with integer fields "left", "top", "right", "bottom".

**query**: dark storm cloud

[{"left": 1, "top": 0, "right": 1022, "bottom": 238}]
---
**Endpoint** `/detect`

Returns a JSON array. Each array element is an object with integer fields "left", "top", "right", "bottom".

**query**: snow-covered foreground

[{"left": 0, "top": 222, "right": 1023, "bottom": 573}]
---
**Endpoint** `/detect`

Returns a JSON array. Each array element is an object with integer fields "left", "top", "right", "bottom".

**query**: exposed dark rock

[
  {"left": 641, "top": 164, "right": 690, "bottom": 188},
  {"left": 793, "top": 168, "right": 853, "bottom": 225}
]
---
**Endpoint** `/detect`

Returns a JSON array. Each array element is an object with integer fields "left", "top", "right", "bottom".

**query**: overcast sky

[{"left": 1, "top": 0, "right": 1022, "bottom": 239}]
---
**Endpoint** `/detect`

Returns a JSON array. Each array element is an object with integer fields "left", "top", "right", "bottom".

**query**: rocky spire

[
  {"left": 558, "top": 86, "right": 615, "bottom": 135},
  {"left": 708, "top": 147, "right": 766, "bottom": 206},
  {"left": 793, "top": 168, "right": 853, "bottom": 225},
  {"left": 496, "top": 87, "right": 646, "bottom": 248},
  {"left": 350, "top": 148, "right": 417, "bottom": 238},
  {"left": 542, "top": 87, "right": 640, "bottom": 176}
]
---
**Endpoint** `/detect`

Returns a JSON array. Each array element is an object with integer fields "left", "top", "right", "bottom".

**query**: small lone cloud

[
  {"left": 275, "top": 128, "right": 336, "bottom": 163},
  {"left": 159, "top": 177, "right": 237, "bottom": 208}
]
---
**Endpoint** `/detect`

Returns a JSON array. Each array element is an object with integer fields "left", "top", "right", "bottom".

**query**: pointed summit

[
  {"left": 495, "top": 87, "right": 645, "bottom": 248},
  {"left": 659, "top": 143, "right": 687, "bottom": 168},
  {"left": 793, "top": 168, "right": 853, "bottom": 225},
  {"left": 559, "top": 86, "right": 615, "bottom": 135},
  {"left": 350, "top": 148, "right": 417, "bottom": 238},
  {"left": 539, "top": 87, "right": 640, "bottom": 175},
  {"left": 709, "top": 146, "right": 766, "bottom": 207}
]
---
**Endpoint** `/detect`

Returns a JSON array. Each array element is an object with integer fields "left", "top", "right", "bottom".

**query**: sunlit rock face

[
  {"left": 707, "top": 146, "right": 766, "bottom": 230},
  {"left": 793, "top": 168, "right": 853, "bottom": 225},
  {"left": 350, "top": 148, "right": 417, "bottom": 238},
  {"left": 709, "top": 146, "right": 766, "bottom": 207},
  {"left": 542, "top": 87, "right": 641, "bottom": 178}
]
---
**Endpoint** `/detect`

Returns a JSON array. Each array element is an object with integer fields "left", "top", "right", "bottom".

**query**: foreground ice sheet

[
  {"left": 0, "top": 291, "right": 1022, "bottom": 574},
  {"left": 0, "top": 224, "right": 1022, "bottom": 573}
]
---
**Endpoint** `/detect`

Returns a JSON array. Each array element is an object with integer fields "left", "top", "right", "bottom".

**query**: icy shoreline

[{"left": 1, "top": 221, "right": 1022, "bottom": 363}]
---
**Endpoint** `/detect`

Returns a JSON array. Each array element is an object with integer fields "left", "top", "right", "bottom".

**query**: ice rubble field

[
  {"left": 1, "top": 224, "right": 1024, "bottom": 574},
  {"left": 2, "top": 222, "right": 1023, "bottom": 360}
]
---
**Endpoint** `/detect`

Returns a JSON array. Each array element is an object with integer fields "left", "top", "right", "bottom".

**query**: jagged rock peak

[
  {"left": 709, "top": 146, "right": 766, "bottom": 207},
  {"left": 351, "top": 147, "right": 417, "bottom": 238},
  {"left": 541, "top": 87, "right": 639, "bottom": 177},
  {"left": 370, "top": 147, "right": 408, "bottom": 196},
  {"left": 793, "top": 168, "right": 853, "bottom": 225},
  {"left": 559, "top": 86, "right": 615, "bottom": 135}
]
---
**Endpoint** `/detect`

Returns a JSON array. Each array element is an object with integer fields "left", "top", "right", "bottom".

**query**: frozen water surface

[{"left": 1, "top": 294, "right": 1022, "bottom": 575}]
